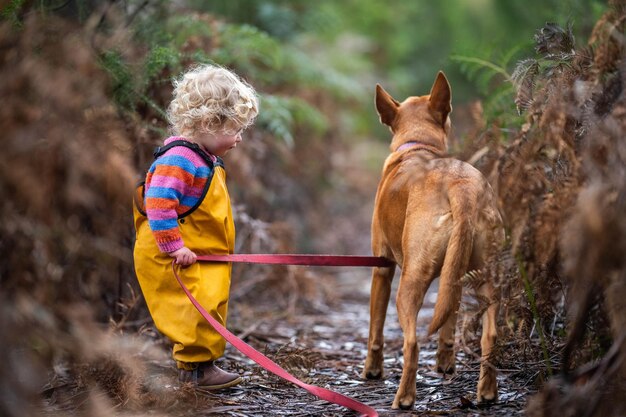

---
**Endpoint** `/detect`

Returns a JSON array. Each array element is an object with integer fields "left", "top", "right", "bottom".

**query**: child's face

[{"left": 194, "top": 129, "right": 243, "bottom": 156}]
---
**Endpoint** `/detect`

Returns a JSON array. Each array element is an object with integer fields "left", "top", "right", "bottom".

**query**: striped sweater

[{"left": 144, "top": 137, "right": 216, "bottom": 253}]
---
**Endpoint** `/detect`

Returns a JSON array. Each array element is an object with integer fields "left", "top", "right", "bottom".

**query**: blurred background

[{"left": 2, "top": 0, "right": 625, "bottom": 416}]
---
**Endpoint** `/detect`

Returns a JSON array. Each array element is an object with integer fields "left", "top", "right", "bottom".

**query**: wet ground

[{"left": 144, "top": 268, "right": 534, "bottom": 416}]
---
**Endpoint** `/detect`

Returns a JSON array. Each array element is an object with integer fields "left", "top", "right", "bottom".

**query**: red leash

[
  {"left": 196, "top": 253, "right": 394, "bottom": 267},
  {"left": 173, "top": 254, "right": 391, "bottom": 417}
]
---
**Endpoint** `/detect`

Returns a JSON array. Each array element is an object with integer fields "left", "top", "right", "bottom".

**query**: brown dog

[{"left": 363, "top": 72, "right": 503, "bottom": 409}]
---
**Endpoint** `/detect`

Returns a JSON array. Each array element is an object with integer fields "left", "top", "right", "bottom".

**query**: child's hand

[{"left": 169, "top": 247, "right": 197, "bottom": 266}]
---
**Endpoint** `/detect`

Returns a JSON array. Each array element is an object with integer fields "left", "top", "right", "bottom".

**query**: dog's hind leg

[
  {"left": 364, "top": 264, "right": 396, "bottom": 380},
  {"left": 393, "top": 271, "right": 430, "bottom": 409},
  {"left": 476, "top": 279, "right": 499, "bottom": 402},
  {"left": 393, "top": 261, "right": 436, "bottom": 410},
  {"left": 436, "top": 308, "right": 458, "bottom": 374}
]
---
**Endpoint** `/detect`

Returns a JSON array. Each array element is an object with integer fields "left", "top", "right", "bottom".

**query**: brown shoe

[{"left": 179, "top": 362, "right": 242, "bottom": 390}]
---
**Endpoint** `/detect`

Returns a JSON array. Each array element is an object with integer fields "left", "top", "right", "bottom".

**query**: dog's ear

[
  {"left": 428, "top": 71, "right": 452, "bottom": 128},
  {"left": 376, "top": 84, "right": 400, "bottom": 128}
]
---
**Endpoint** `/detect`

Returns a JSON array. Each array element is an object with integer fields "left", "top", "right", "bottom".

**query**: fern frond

[
  {"left": 511, "top": 58, "right": 540, "bottom": 114},
  {"left": 258, "top": 95, "right": 329, "bottom": 148},
  {"left": 534, "top": 22, "right": 576, "bottom": 59},
  {"left": 283, "top": 48, "right": 363, "bottom": 99},
  {"left": 452, "top": 51, "right": 521, "bottom": 126},
  {"left": 99, "top": 50, "right": 137, "bottom": 110},
  {"left": 501, "top": 44, "right": 527, "bottom": 69},
  {"left": 485, "top": 83, "right": 522, "bottom": 124},
  {"left": 451, "top": 55, "right": 511, "bottom": 81},
  {"left": 213, "top": 24, "right": 284, "bottom": 72},
  {"left": 462, "top": 269, "right": 484, "bottom": 289},
  {"left": 258, "top": 95, "right": 295, "bottom": 147},
  {"left": 143, "top": 45, "right": 181, "bottom": 83}
]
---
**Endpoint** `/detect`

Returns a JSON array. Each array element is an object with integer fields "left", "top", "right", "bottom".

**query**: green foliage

[
  {"left": 99, "top": 45, "right": 176, "bottom": 120},
  {"left": 452, "top": 54, "right": 513, "bottom": 93},
  {"left": 212, "top": 24, "right": 285, "bottom": 78},
  {"left": 126, "top": 0, "right": 606, "bottom": 138},
  {"left": 0, "top": 0, "right": 27, "bottom": 27},
  {"left": 210, "top": 21, "right": 362, "bottom": 100},
  {"left": 99, "top": 50, "right": 137, "bottom": 111},
  {"left": 164, "top": 15, "right": 213, "bottom": 46},
  {"left": 451, "top": 47, "right": 526, "bottom": 128},
  {"left": 281, "top": 48, "right": 364, "bottom": 100},
  {"left": 258, "top": 95, "right": 328, "bottom": 148},
  {"left": 188, "top": 0, "right": 312, "bottom": 39},
  {"left": 143, "top": 45, "right": 181, "bottom": 83},
  {"left": 92, "top": 4, "right": 356, "bottom": 143}
]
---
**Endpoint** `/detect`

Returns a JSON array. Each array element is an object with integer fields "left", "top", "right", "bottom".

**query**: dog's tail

[{"left": 428, "top": 194, "right": 475, "bottom": 335}]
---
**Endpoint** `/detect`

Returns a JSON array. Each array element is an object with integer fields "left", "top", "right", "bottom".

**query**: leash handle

[
  {"left": 172, "top": 262, "right": 379, "bottom": 417},
  {"left": 196, "top": 253, "right": 394, "bottom": 267}
]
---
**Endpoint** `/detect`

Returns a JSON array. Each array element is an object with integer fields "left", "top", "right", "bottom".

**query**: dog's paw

[
  {"left": 392, "top": 394, "right": 415, "bottom": 410},
  {"left": 436, "top": 352, "right": 456, "bottom": 375},
  {"left": 363, "top": 367, "right": 383, "bottom": 380},
  {"left": 436, "top": 363, "right": 456, "bottom": 375},
  {"left": 477, "top": 390, "right": 498, "bottom": 404},
  {"left": 476, "top": 371, "right": 498, "bottom": 403},
  {"left": 363, "top": 351, "right": 384, "bottom": 380},
  {"left": 436, "top": 343, "right": 456, "bottom": 375}
]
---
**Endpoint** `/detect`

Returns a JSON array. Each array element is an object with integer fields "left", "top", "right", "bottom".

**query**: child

[{"left": 133, "top": 64, "right": 258, "bottom": 389}]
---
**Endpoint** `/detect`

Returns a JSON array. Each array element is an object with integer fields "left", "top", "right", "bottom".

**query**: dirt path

[{"left": 143, "top": 268, "right": 533, "bottom": 416}]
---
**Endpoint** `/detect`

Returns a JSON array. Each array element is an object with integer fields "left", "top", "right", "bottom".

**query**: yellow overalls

[{"left": 133, "top": 158, "right": 235, "bottom": 369}]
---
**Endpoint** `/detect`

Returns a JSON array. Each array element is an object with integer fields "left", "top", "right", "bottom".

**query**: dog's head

[{"left": 375, "top": 71, "right": 452, "bottom": 153}]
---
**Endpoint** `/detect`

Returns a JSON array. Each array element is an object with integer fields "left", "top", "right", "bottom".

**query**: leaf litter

[{"left": 135, "top": 268, "right": 532, "bottom": 417}]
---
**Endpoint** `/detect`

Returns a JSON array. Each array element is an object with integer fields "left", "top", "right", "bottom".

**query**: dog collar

[
  {"left": 395, "top": 141, "right": 417, "bottom": 152},
  {"left": 395, "top": 141, "right": 444, "bottom": 156},
  {"left": 395, "top": 141, "right": 432, "bottom": 152}
]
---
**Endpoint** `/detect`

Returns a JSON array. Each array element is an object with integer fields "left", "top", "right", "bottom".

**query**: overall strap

[
  {"left": 144, "top": 140, "right": 223, "bottom": 218},
  {"left": 153, "top": 140, "right": 224, "bottom": 168}
]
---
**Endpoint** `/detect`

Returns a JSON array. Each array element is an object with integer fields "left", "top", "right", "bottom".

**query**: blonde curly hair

[{"left": 167, "top": 64, "right": 258, "bottom": 138}]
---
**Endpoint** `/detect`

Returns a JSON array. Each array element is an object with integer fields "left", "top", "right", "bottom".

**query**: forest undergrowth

[{"left": 1, "top": 1, "right": 625, "bottom": 416}]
